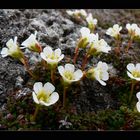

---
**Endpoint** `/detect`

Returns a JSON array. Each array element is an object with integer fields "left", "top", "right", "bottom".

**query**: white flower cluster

[
  {"left": 1, "top": 31, "right": 41, "bottom": 58},
  {"left": 67, "top": 10, "right": 98, "bottom": 33},
  {"left": 106, "top": 23, "right": 140, "bottom": 39},
  {"left": 66, "top": 9, "right": 87, "bottom": 18},
  {"left": 79, "top": 27, "right": 111, "bottom": 54},
  {"left": 126, "top": 23, "right": 140, "bottom": 37}
]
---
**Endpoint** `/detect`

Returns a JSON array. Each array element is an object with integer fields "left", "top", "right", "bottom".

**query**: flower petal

[
  {"left": 74, "top": 69, "right": 83, "bottom": 80},
  {"left": 65, "top": 63, "right": 75, "bottom": 72},
  {"left": 113, "top": 24, "right": 119, "bottom": 30},
  {"left": 20, "top": 46, "right": 26, "bottom": 49},
  {"left": 54, "top": 48, "right": 61, "bottom": 56},
  {"left": 102, "top": 71, "right": 109, "bottom": 81},
  {"left": 136, "top": 101, "right": 140, "bottom": 112},
  {"left": 44, "top": 82, "right": 55, "bottom": 94},
  {"left": 1, "top": 48, "right": 9, "bottom": 57},
  {"left": 80, "top": 27, "right": 90, "bottom": 38},
  {"left": 21, "top": 34, "right": 36, "bottom": 47},
  {"left": 106, "top": 28, "right": 112, "bottom": 36},
  {"left": 135, "top": 77, "right": 140, "bottom": 81},
  {"left": 58, "top": 54, "right": 64, "bottom": 62},
  {"left": 6, "top": 39, "right": 14, "bottom": 48},
  {"left": 66, "top": 10, "right": 74, "bottom": 16},
  {"left": 102, "top": 62, "right": 108, "bottom": 71},
  {"left": 39, "top": 100, "right": 50, "bottom": 106},
  {"left": 33, "top": 82, "right": 43, "bottom": 94},
  {"left": 32, "top": 92, "right": 39, "bottom": 104},
  {"left": 88, "top": 33, "right": 97, "bottom": 43},
  {"left": 127, "top": 71, "right": 135, "bottom": 79},
  {"left": 43, "top": 46, "right": 53, "bottom": 56},
  {"left": 97, "top": 61, "right": 102, "bottom": 68},
  {"left": 45, "top": 58, "right": 58, "bottom": 64},
  {"left": 98, "top": 79, "right": 106, "bottom": 86},
  {"left": 58, "top": 66, "right": 65, "bottom": 77},
  {"left": 126, "top": 23, "right": 130, "bottom": 30},
  {"left": 40, "top": 52, "right": 47, "bottom": 61},
  {"left": 136, "top": 63, "right": 140, "bottom": 70},
  {"left": 132, "top": 23, "right": 138, "bottom": 29},
  {"left": 14, "top": 36, "right": 18, "bottom": 45},
  {"left": 127, "top": 63, "right": 135, "bottom": 72},
  {"left": 34, "top": 31, "right": 37, "bottom": 37},
  {"left": 47, "top": 92, "right": 59, "bottom": 105},
  {"left": 80, "top": 9, "right": 87, "bottom": 17},
  {"left": 136, "top": 92, "right": 140, "bottom": 100}
]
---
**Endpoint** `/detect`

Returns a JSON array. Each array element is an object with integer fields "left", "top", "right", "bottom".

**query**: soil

[{"left": 1, "top": 9, "right": 140, "bottom": 130}]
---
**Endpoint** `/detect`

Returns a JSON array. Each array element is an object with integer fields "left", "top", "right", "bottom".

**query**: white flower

[
  {"left": 66, "top": 9, "right": 87, "bottom": 17},
  {"left": 21, "top": 31, "right": 42, "bottom": 52},
  {"left": 136, "top": 92, "right": 140, "bottom": 100},
  {"left": 94, "top": 61, "right": 109, "bottom": 86},
  {"left": 126, "top": 23, "right": 140, "bottom": 37},
  {"left": 86, "top": 61, "right": 109, "bottom": 86},
  {"left": 32, "top": 82, "right": 59, "bottom": 106},
  {"left": 58, "top": 63, "right": 83, "bottom": 84},
  {"left": 1, "top": 36, "right": 23, "bottom": 58},
  {"left": 106, "top": 24, "right": 122, "bottom": 38},
  {"left": 66, "top": 10, "right": 74, "bottom": 16},
  {"left": 89, "top": 33, "right": 111, "bottom": 54},
  {"left": 136, "top": 92, "right": 140, "bottom": 112},
  {"left": 78, "top": 27, "right": 96, "bottom": 48},
  {"left": 79, "top": 9, "right": 87, "bottom": 17},
  {"left": 86, "top": 13, "right": 97, "bottom": 26},
  {"left": 40, "top": 46, "right": 64, "bottom": 66},
  {"left": 127, "top": 63, "right": 140, "bottom": 81}
]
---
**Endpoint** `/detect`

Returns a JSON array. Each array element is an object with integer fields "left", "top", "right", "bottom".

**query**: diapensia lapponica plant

[
  {"left": 106, "top": 24, "right": 122, "bottom": 55},
  {"left": 1, "top": 9, "right": 140, "bottom": 122},
  {"left": 31, "top": 82, "right": 59, "bottom": 121},
  {"left": 105, "top": 23, "right": 140, "bottom": 55},
  {"left": 66, "top": 9, "right": 87, "bottom": 22},
  {"left": 58, "top": 63, "right": 83, "bottom": 107},
  {"left": 40, "top": 46, "right": 64, "bottom": 83}
]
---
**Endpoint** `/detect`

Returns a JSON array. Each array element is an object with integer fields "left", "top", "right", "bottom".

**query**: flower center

[
  {"left": 37, "top": 89, "right": 50, "bottom": 103},
  {"left": 132, "top": 70, "right": 140, "bottom": 78},
  {"left": 64, "top": 71, "right": 74, "bottom": 80},
  {"left": 48, "top": 52, "right": 59, "bottom": 60},
  {"left": 97, "top": 69, "right": 103, "bottom": 79}
]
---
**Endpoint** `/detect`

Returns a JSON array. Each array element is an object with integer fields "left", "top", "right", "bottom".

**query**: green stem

[
  {"left": 129, "top": 80, "right": 135, "bottom": 103},
  {"left": 32, "top": 105, "right": 40, "bottom": 122}
]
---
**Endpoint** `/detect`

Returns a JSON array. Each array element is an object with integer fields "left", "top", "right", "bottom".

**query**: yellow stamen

[
  {"left": 37, "top": 90, "right": 50, "bottom": 103},
  {"left": 64, "top": 71, "right": 74, "bottom": 80},
  {"left": 48, "top": 52, "right": 59, "bottom": 60},
  {"left": 132, "top": 70, "right": 140, "bottom": 78}
]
